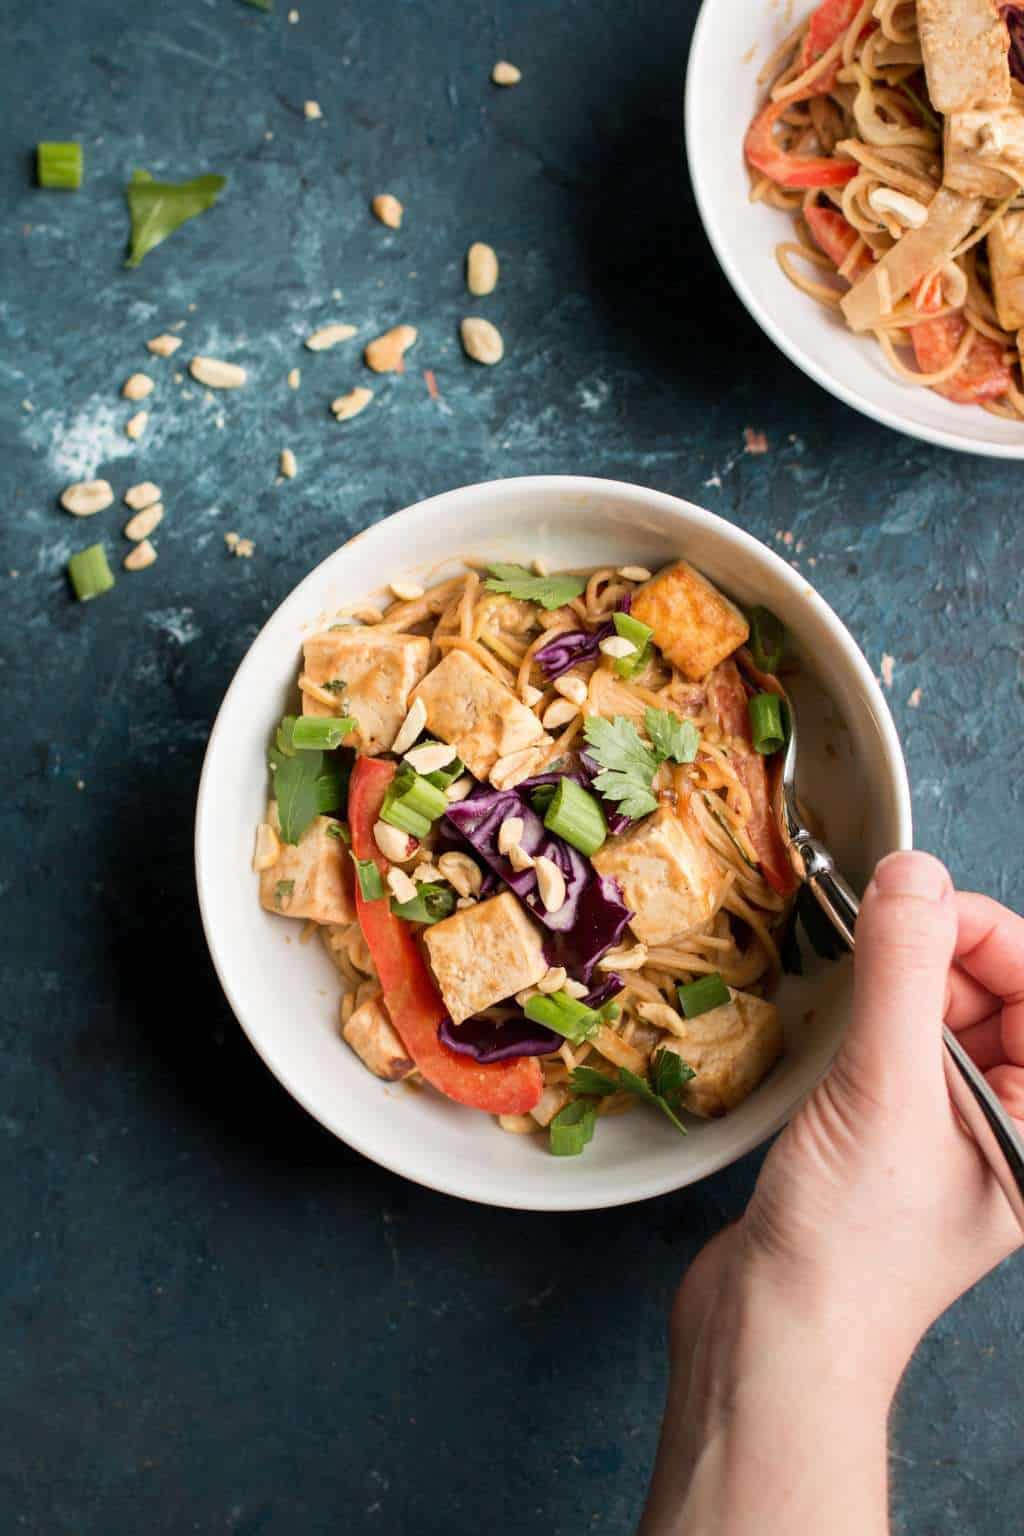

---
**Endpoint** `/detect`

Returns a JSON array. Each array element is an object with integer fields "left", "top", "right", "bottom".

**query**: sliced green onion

[
  {"left": 291, "top": 715, "right": 355, "bottom": 750},
  {"left": 530, "top": 783, "right": 558, "bottom": 816},
  {"left": 380, "top": 765, "right": 448, "bottom": 838},
  {"left": 326, "top": 821, "right": 351, "bottom": 842},
  {"left": 612, "top": 611, "right": 654, "bottom": 679},
  {"left": 543, "top": 777, "right": 607, "bottom": 856},
  {"left": 391, "top": 881, "right": 456, "bottom": 925},
  {"left": 601, "top": 1001, "right": 621, "bottom": 1022},
  {"left": 379, "top": 798, "right": 432, "bottom": 840},
  {"left": 748, "top": 606, "right": 785, "bottom": 675},
  {"left": 748, "top": 691, "right": 786, "bottom": 755},
  {"left": 67, "top": 543, "right": 114, "bottom": 601},
  {"left": 354, "top": 857, "right": 385, "bottom": 901},
  {"left": 38, "top": 141, "right": 83, "bottom": 190},
  {"left": 549, "top": 1099, "right": 598, "bottom": 1156},
  {"left": 677, "top": 972, "right": 730, "bottom": 1019},
  {"left": 524, "top": 990, "right": 600, "bottom": 1044}
]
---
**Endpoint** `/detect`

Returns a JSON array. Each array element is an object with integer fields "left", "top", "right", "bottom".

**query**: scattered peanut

[
  {"left": 146, "top": 334, "right": 182, "bottom": 357},
  {"left": 491, "top": 60, "right": 522, "bottom": 85},
  {"left": 404, "top": 741, "right": 457, "bottom": 775},
  {"left": 304, "top": 99, "right": 323, "bottom": 120},
  {"left": 537, "top": 966, "right": 568, "bottom": 995},
  {"left": 124, "top": 410, "right": 148, "bottom": 440},
  {"left": 124, "top": 504, "right": 164, "bottom": 542},
  {"left": 60, "top": 480, "right": 114, "bottom": 518},
  {"left": 507, "top": 843, "right": 535, "bottom": 873},
  {"left": 331, "top": 386, "right": 374, "bottom": 420},
  {"left": 618, "top": 565, "right": 652, "bottom": 582},
  {"left": 455, "top": 896, "right": 478, "bottom": 911},
  {"left": 391, "top": 697, "right": 428, "bottom": 757},
  {"left": 490, "top": 746, "right": 540, "bottom": 789},
  {"left": 437, "top": 851, "right": 482, "bottom": 898},
  {"left": 444, "top": 775, "right": 473, "bottom": 802},
  {"left": 562, "top": 978, "right": 589, "bottom": 999},
  {"left": 372, "top": 193, "right": 404, "bottom": 229},
  {"left": 515, "top": 987, "right": 540, "bottom": 1007},
  {"left": 374, "top": 820, "right": 418, "bottom": 864},
  {"left": 411, "top": 863, "right": 443, "bottom": 884},
  {"left": 597, "top": 942, "right": 649, "bottom": 972},
  {"left": 124, "top": 481, "right": 161, "bottom": 511},
  {"left": 541, "top": 698, "right": 579, "bottom": 729},
  {"left": 868, "top": 187, "right": 928, "bottom": 229},
  {"left": 387, "top": 867, "right": 419, "bottom": 905},
  {"left": 288, "top": 367, "right": 301, "bottom": 389},
  {"left": 389, "top": 578, "right": 425, "bottom": 602},
  {"left": 534, "top": 855, "right": 567, "bottom": 914},
  {"left": 305, "top": 323, "right": 358, "bottom": 351},
  {"left": 460, "top": 316, "right": 504, "bottom": 366},
  {"left": 498, "top": 1113, "right": 542, "bottom": 1134},
  {"left": 189, "top": 356, "right": 247, "bottom": 389},
  {"left": 123, "top": 538, "right": 157, "bottom": 572},
  {"left": 599, "top": 635, "right": 636, "bottom": 660},
  {"left": 554, "top": 674, "right": 588, "bottom": 706},
  {"left": 122, "top": 372, "right": 154, "bottom": 401},
  {"left": 466, "top": 241, "right": 499, "bottom": 296},
  {"left": 252, "top": 822, "right": 281, "bottom": 872},
  {"left": 523, "top": 684, "right": 544, "bottom": 707},
  {"left": 364, "top": 324, "right": 418, "bottom": 373},
  {"left": 497, "top": 817, "right": 526, "bottom": 855},
  {"left": 637, "top": 1000, "right": 688, "bottom": 1037},
  {"left": 280, "top": 448, "right": 297, "bottom": 479}
]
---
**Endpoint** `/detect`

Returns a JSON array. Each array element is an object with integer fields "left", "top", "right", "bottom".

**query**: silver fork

[{"left": 774, "top": 679, "right": 1024, "bottom": 1233}]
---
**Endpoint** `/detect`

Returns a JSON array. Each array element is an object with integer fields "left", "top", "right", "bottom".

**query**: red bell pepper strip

[
  {"left": 706, "top": 659, "right": 797, "bottom": 898},
  {"left": 798, "top": 0, "right": 871, "bottom": 93},
  {"left": 349, "top": 755, "right": 543, "bottom": 1114},
  {"left": 910, "top": 313, "right": 1012, "bottom": 405},
  {"left": 803, "top": 204, "right": 874, "bottom": 283},
  {"left": 745, "top": 98, "right": 858, "bottom": 189}
]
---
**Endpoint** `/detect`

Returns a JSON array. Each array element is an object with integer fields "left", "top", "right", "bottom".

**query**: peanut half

[
  {"left": 305, "top": 323, "right": 358, "bottom": 351},
  {"left": 364, "top": 325, "right": 418, "bottom": 373},
  {"left": 466, "top": 242, "right": 499, "bottom": 296},
  {"left": 331, "top": 386, "right": 374, "bottom": 420},
  {"left": 460, "top": 316, "right": 503, "bottom": 366},
  {"left": 371, "top": 193, "right": 403, "bottom": 229},
  {"left": 60, "top": 480, "right": 114, "bottom": 518},
  {"left": 189, "top": 356, "right": 247, "bottom": 389}
]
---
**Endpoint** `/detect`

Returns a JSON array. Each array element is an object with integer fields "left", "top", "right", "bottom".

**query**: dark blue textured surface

[{"left": 2, "top": 2, "right": 1022, "bottom": 1532}]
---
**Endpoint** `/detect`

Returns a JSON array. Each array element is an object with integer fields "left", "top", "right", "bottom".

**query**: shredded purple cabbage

[
  {"left": 533, "top": 592, "right": 632, "bottom": 680},
  {"left": 583, "top": 974, "right": 624, "bottom": 1011},
  {"left": 1006, "top": 7, "right": 1024, "bottom": 82},
  {"left": 439, "top": 1015, "right": 560, "bottom": 1063},
  {"left": 444, "top": 785, "right": 632, "bottom": 983}
]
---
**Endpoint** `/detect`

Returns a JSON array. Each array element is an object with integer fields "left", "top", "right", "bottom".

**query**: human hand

[{"left": 639, "top": 852, "right": 1024, "bottom": 1536}]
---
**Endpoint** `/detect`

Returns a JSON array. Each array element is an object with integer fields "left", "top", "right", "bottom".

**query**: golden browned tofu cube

[
  {"left": 944, "top": 108, "right": 1024, "bottom": 198},
  {"left": 342, "top": 993, "right": 414, "bottom": 1081},
  {"left": 591, "top": 804, "right": 724, "bottom": 946},
  {"left": 259, "top": 802, "right": 356, "bottom": 924},
  {"left": 988, "top": 211, "right": 1024, "bottom": 330},
  {"left": 660, "top": 990, "right": 782, "bottom": 1117},
  {"left": 630, "top": 561, "right": 748, "bottom": 681},
  {"left": 302, "top": 628, "right": 430, "bottom": 754},
  {"left": 917, "top": 0, "right": 1010, "bottom": 112},
  {"left": 422, "top": 890, "right": 549, "bottom": 1024},
  {"left": 409, "top": 649, "right": 549, "bottom": 779}
]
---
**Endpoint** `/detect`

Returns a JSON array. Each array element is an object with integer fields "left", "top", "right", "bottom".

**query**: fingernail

[{"left": 872, "top": 850, "right": 951, "bottom": 902}]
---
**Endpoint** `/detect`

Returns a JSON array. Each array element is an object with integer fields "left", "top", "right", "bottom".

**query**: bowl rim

[
  {"left": 194, "top": 474, "right": 914, "bottom": 1209},
  {"left": 683, "top": 0, "right": 1024, "bottom": 462}
]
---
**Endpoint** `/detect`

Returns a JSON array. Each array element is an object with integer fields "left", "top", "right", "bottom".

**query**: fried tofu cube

[
  {"left": 302, "top": 628, "right": 430, "bottom": 754},
  {"left": 591, "top": 803, "right": 723, "bottom": 947},
  {"left": 342, "top": 992, "right": 414, "bottom": 1081},
  {"left": 917, "top": 0, "right": 1010, "bottom": 112},
  {"left": 659, "top": 990, "right": 782, "bottom": 1117},
  {"left": 944, "top": 108, "right": 1024, "bottom": 198},
  {"left": 630, "top": 561, "right": 748, "bottom": 681},
  {"left": 409, "top": 649, "right": 550, "bottom": 780},
  {"left": 422, "top": 890, "right": 549, "bottom": 1024},
  {"left": 258, "top": 801, "right": 356, "bottom": 924},
  {"left": 988, "top": 212, "right": 1024, "bottom": 330}
]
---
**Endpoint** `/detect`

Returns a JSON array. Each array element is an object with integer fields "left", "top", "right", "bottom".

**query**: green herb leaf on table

[
  {"left": 644, "top": 707, "right": 700, "bottom": 765},
  {"left": 483, "top": 563, "right": 586, "bottom": 611},
  {"left": 125, "top": 169, "right": 227, "bottom": 268}
]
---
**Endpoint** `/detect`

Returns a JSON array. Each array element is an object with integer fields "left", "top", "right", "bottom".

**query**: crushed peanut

[
  {"left": 466, "top": 241, "right": 499, "bottom": 295},
  {"left": 124, "top": 481, "right": 161, "bottom": 511},
  {"left": 541, "top": 698, "right": 578, "bottom": 729},
  {"left": 374, "top": 820, "right": 418, "bottom": 864},
  {"left": 303, "top": 100, "right": 323, "bottom": 120},
  {"left": 437, "top": 851, "right": 482, "bottom": 898},
  {"left": 599, "top": 635, "right": 636, "bottom": 659},
  {"left": 60, "top": 480, "right": 114, "bottom": 518},
  {"left": 497, "top": 817, "right": 526, "bottom": 855},
  {"left": 305, "top": 322, "right": 358, "bottom": 351},
  {"left": 124, "top": 410, "right": 148, "bottom": 440},
  {"left": 124, "top": 504, "right": 164, "bottom": 542},
  {"left": 507, "top": 843, "right": 535, "bottom": 873},
  {"left": 554, "top": 674, "right": 588, "bottom": 706},
  {"left": 444, "top": 775, "right": 473, "bottom": 802},
  {"left": 372, "top": 193, "right": 404, "bottom": 229},
  {"left": 122, "top": 372, "right": 154, "bottom": 401},
  {"left": 490, "top": 746, "right": 540, "bottom": 789},
  {"left": 146, "top": 334, "right": 182, "bottom": 357},
  {"left": 364, "top": 324, "right": 418, "bottom": 373},
  {"left": 387, "top": 867, "right": 418, "bottom": 905},
  {"left": 534, "top": 855, "right": 567, "bottom": 914},
  {"left": 404, "top": 741, "right": 456, "bottom": 775},
  {"left": 124, "top": 538, "right": 157, "bottom": 572},
  {"left": 637, "top": 1000, "right": 688, "bottom": 1037},
  {"left": 537, "top": 966, "right": 568, "bottom": 995},
  {"left": 389, "top": 578, "right": 425, "bottom": 601},
  {"left": 280, "top": 448, "right": 297, "bottom": 479},
  {"left": 189, "top": 356, "right": 247, "bottom": 389},
  {"left": 391, "top": 697, "right": 428, "bottom": 756},
  {"left": 288, "top": 367, "right": 301, "bottom": 389},
  {"left": 491, "top": 60, "right": 522, "bottom": 85},
  {"left": 331, "top": 386, "right": 374, "bottom": 420},
  {"left": 460, "top": 316, "right": 504, "bottom": 365},
  {"left": 618, "top": 565, "right": 652, "bottom": 582}
]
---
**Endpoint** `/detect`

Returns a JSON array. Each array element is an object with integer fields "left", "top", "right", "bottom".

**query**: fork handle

[{"left": 796, "top": 836, "right": 1024, "bottom": 1234}]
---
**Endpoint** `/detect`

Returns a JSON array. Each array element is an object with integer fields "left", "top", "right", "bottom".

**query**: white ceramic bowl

[
  {"left": 195, "top": 476, "right": 911, "bottom": 1210},
  {"left": 685, "top": 0, "right": 1024, "bottom": 459}
]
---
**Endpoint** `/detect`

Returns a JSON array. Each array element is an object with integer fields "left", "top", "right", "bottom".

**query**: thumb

[{"left": 838, "top": 851, "right": 957, "bottom": 1106}]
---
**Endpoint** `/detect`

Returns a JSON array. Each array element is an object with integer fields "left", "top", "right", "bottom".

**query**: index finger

[{"left": 955, "top": 893, "right": 1024, "bottom": 1067}]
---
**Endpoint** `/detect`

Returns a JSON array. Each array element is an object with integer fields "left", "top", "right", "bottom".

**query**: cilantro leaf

[
  {"left": 274, "top": 753, "right": 323, "bottom": 844},
  {"left": 650, "top": 1047, "right": 696, "bottom": 1099},
  {"left": 617, "top": 1066, "right": 689, "bottom": 1135},
  {"left": 125, "top": 169, "right": 227, "bottom": 268},
  {"left": 569, "top": 1065, "right": 620, "bottom": 1097},
  {"left": 644, "top": 707, "right": 700, "bottom": 765},
  {"left": 483, "top": 563, "right": 587, "bottom": 611},
  {"left": 571, "top": 1049, "right": 695, "bottom": 1134},
  {"left": 582, "top": 714, "right": 660, "bottom": 820}
]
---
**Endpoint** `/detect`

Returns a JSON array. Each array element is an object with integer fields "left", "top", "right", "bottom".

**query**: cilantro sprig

[
  {"left": 483, "top": 563, "right": 586, "bottom": 611},
  {"left": 268, "top": 715, "right": 349, "bottom": 843},
  {"left": 570, "top": 1047, "right": 696, "bottom": 1135},
  {"left": 583, "top": 707, "right": 700, "bottom": 821}
]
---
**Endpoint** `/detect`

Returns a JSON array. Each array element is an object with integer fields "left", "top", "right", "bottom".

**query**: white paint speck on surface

[
  {"left": 908, "top": 686, "right": 922, "bottom": 708},
  {"left": 577, "top": 378, "right": 610, "bottom": 412},
  {"left": 880, "top": 653, "right": 895, "bottom": 689},
  {"left": 32, "top": 397, "right": 138, "bottom": 481},
  {"left": 144, "top": 608, "right": 200, "bottom": 646}
]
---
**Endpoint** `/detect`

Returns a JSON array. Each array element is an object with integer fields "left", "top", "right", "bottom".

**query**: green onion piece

[
  {"left": 748, "top": 691, "right": 786, "bottom": 755},
  {"left": 38, "top": 141, "right": 83, "bottom": 189},
  {"left": 354, "top": 857, "right": 385, "bottom": 901},
  {"left": 67, "top": 543, "right": 114, "bottom": 601},
  {"left": 677, "top": 972, "right": 731, "bottom": 1019},
  {"left": 543, "top": 777, "right": 607, "bottom": 856},
  {"left": 391, "top": 881, "right": 457, "bottom": 925},
  {"left": 530, "top": 783, "right": 558, "bottom": 816},
  {"left": 612, "top": 611, "right": 654, "bottom": 679},
  {"left": 380, "top": 765, "right": 448, "bottom": 838},
  {"left": 748, "top": 606, "right": 786, "bottom": 674},
  {"left": 601, "top": 1001, "right": 621, "bottom": 1022},
  {"left": 524, "top": 991, "right": 600, "bottom": 1044},
  {"left": 379, "top": 798, "right": 432, "bottom": 840},
  {"left": 291, "top": 715, "right": 355, "bottom": 750},
  {"left": 549, "top": 1099, "right": 598, "bottom": 1157}
]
